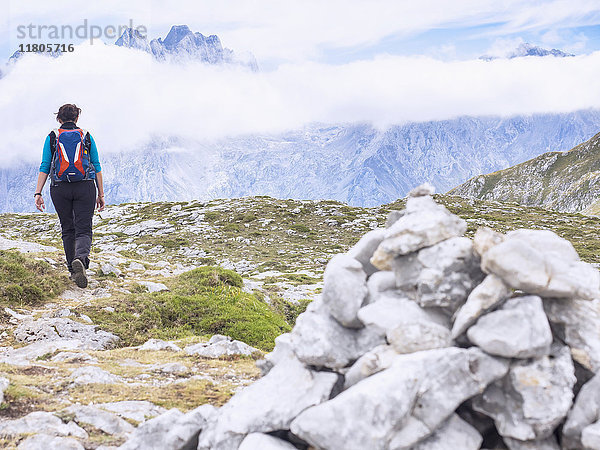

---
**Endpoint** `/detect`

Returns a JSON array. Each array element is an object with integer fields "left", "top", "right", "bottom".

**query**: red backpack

[{"left": 50, "top": 128, "right": 93, "bottom": 182}]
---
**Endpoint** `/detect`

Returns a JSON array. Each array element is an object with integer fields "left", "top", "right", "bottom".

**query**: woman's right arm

[{"left": 35, "top": 135, "right": 52, "bottom": 212}]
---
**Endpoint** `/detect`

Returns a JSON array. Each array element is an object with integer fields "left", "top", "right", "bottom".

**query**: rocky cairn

[{"left": 118, "top": 184, "right": 600, "bottom": 450}]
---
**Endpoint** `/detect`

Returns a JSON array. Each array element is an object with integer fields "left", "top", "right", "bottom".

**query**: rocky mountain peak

[
  {"left": 480, "top": 42, "right": 574, "bottom": 61},
  {"left": 115, "top": 24, "right": 257, "bottom": 70},
  {"left": 114, "top": 27, "right": 151, "bottom": 52},
  {"left": 509, "top": 42, "right": 574, "bottom": 58}
]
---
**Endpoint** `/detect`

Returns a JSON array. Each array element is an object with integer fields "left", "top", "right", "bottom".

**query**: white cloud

[
  {"left": 484, "top": 37, "right": 526, "bottom": 58},
  {"left": 1, "top": 43, "right": 599, "bottom": 167},
  {"left": 5, "top": 0, "right": 600, "bottom": 62}
]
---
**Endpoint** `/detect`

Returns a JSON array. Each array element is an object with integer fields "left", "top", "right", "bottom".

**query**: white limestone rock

[
  {"left": 387, "top": 320, "right": 451, "bottom": 355},
  {"left": 343, "top": 344, "right": 399, "bottom": 389},
  {"left": 357, "top": 295, "right": 449, "bottom": 334},
  {"left": 347, "top": 228, "right": 387, "bottom": 276},
  {"left": 321, "top": 254, "right": 367, "bottom": 328},
  {"left": 119, "top": 405, "right": 215, "bottom": 450},
  {"left": 357, "top": 296, "right": 450, "bottom": 354},
  {"left": 473, "top": 226, "right": 504, "bottom": 258},
  {"left": 291, "top": 347, "right": 508, "bottom": 450},
  {"left": 291, "top": 301, "right": 385, "bottom": 369},
  {"left": 481, "top": 229, "right": 600, "bottom": 300},
  {"left": 411, "top": 414, "right": 482, "bottom": 450},
  {"left": 0, "top": 237, "right": 58, "bottom": 253},
  {"left": 0, "top": 339, "right": 85, "bottom": 366},
  {"left": 96, "top": 401, "right": 167, "bottom": 423},
  {"left": 290, "top": 356, "right": 419, "bottom": 450},
  {"left": 238, "top": 433, "right": 297, "bottom": 450},
  {"left": 408, "top": 183, "right": 435, "bottom": 197},
  {"left": 51, "top": 351, "right": 98, "bottom": 363},
  {"left": 184, "top": 335, "right": 259, "bottom": 358},
  {"left": 473, "top": 344, "right": 576, "bottom": 441},
  {"left": 452, "top": 274, "right": 511, "bottom": 339},
  {"left": 256, "top": 333, "right": 294, "bottom": 375},
  {"left": 504, "top": 436, "right": 560, "bottom": 450},
  {"left": 395, "top": 236, "right": 484, "bottom": 311},
  {"left": 562, "top": 374, "right": 600, "bottom": 449},
  {"left": 128, "top": 261, "right": 145, "bottom": 271},
  {"left": 101, "top": 263, "right": 122, "bottom": 277},
  {"left": 467, "top": 296, "right": 552, "bottom": 359},
  {"left": 388, "top": 348, "right": 509, "bottom": 448},
  {"left": 0, "top": 411, "right": 88, "bottom": 439},
  {"left": 197, "top": 356, "right": 338, "bottom": 450},
  {"left": 14, "top": 318, "right": 119, "bottom": 350},
  {"left": 365, "top": 270, "right": 398, "bottom": 303},
  {"left": 544, "top": 298, "right": 600, "bottom": 372},
  {"left": 137, "top": 281, "right": 169, "bottom": 292},
  {"left": 0, "top": 376, "right": 9, "bottom": 404},
  {"left": 63, "top": 405, "right": 134, "bottom": 436},
  {"left": 17, "top": 434, "right": 84, "bottom": 450},
  {"left": 154, "top": 362, "right": 188, "bottom": 374},
  {"left": 370, "top": 195, "right": 467, "bottom": 270},
  {"left": 582, "top": 421, "right": 600, "bottom": 450},
  {"left": 139, "top": 338, "right": 182, "bottom": 352},
  {"left": 70, "top": 366, "right": 120, "bottom": 385}
]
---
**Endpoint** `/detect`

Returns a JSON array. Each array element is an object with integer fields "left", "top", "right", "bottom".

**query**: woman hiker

[{"left": 34, "top": 104, "right": 105, "bottom": 288}]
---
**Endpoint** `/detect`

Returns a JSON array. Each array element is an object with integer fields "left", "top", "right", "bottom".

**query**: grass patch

[
  {"left": 289, "top": 223, "right": 311, "bottom": 233},
  {"left": 0, "top": 251, "right": 68, "bottom": 307},
  {"left": 159, "top": 237, "right": 189, "bottom": 249},
  {"left": 69, "top": 378, "right": 233, "bottom": 411},
  {"left": 82, "top": 267, "right": 290, "bottom": 351}
]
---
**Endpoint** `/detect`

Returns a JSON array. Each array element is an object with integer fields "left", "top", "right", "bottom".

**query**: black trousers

[{"left": 50, "top": 180, "right": 96, "bottom": 272}]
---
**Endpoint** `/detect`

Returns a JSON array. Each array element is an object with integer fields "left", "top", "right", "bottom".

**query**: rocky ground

[{"left": 1, "top": 194, "right": 600, "bottom": 449}]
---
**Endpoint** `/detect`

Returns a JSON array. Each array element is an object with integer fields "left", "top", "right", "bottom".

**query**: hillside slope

[
  {"left": 450, "top": 130, "right": 600, "bottom": 213},
  {"left": 2, "top": 195, "right": 600, "bottom": 447}
]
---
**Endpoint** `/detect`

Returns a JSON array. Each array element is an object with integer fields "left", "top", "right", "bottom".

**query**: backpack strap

[{"left": 50, "top": 129, "right": 59, "bottom": 155}]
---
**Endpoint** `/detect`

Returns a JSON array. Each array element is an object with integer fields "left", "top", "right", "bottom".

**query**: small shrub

[
  {"left": 223, "top": 223, "right": 241, "bottom": 232},
  {"left": 83, "top": 266, "right": 289, "bottom": 350},
  {"left": 175, "top": 267, "right": 243, "bottom": 293},
  {"left": 234, "top": 213, "right": 257, "bottom": 223},
  {"left": 0, "top": 251, "right": 68, "bottom": 306},
  {"left": 160, "top": 237, "right": 189, "bottom": 249},
  {"left": 289, "top": 224, "right": 311, "bottom": 233}
]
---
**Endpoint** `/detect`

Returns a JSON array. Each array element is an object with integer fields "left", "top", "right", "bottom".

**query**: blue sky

[{"left": 2, "top": 0, "right": 600, "bottom": 67}]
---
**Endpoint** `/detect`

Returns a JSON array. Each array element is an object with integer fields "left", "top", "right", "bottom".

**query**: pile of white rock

[{"left": 125, "top": 184, "right": 600, "bottom": 449}]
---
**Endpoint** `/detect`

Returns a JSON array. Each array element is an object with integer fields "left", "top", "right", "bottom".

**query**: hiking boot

[{"left": 71, "top": 259, "right": 88, "bottom": 288}]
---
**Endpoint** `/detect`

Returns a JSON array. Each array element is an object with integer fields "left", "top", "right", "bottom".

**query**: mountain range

[
  {"left": 479, "top": 43, "right": 574, "bottom": 61},
  {"left": 115, "top": 25, "right": 258, "bottom": 70},
  {"left": 451, "top": 130, "right": 600, "bottom": 213},
  {"left": 2, "top": 25, "right": 258, "bottom": 72},
  {"left": 2, "top": 110, "right": 600, "bottom": 213}
]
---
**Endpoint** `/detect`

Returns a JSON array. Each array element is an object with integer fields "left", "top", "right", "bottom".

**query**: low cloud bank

[{"left": 1, "top": 43, "right": 599, "bottom": 165}]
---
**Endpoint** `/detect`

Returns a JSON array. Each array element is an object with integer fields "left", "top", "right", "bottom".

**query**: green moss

[
  {"left": 223, "top": 223, "right": 241, "bottom": 232},
  {"left": 234, "top": 212, "right": 257, "bottom": 223},
  {"left": 204, "top": 212, "right": 220, "bottom": 222},
  {"left": 174, "top": 267, "right": 243, "bottom": 292},
  {"left": 0, "top": 250, "right": 68, "bottom": 306},
  {"left": 159, "top": 237, "right": 189, "bottom": 249},
  {"left": 130, "top": 283, "right": 149, "bottom": 293},
  {"left": 83, "top": 267, "right": 289, "bottom": 351},
  {"left": 289, "top": 223, "right": 311, "bottom": 233}
]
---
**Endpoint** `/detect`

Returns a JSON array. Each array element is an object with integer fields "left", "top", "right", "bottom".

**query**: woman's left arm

[{"left": 95, "top": 171, "right": 105, "bottom": 212}]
